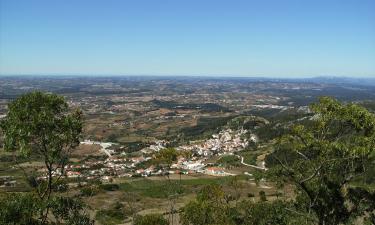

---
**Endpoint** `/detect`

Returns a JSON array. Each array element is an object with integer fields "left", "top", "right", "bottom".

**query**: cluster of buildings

[
  {"left": 171, "top": 160, "right": 233, "bottom": 177},
  {"left": 177, "top": 128, "right": 255, "bottom": 156},
  {"left": 140, "top": 140, "right": 168, "bottom": 154},
  {"left": 166, "top": 128, "right": 256, "bottom": 176},
  {"left": 252, "top": 104, "right": 292, "bottom": 110},
  {"left": 34, "top": 128, "right": 256, "bottom": 185},
  {"left": 37, "top": 155, "right": 154, "bottom": 184}
]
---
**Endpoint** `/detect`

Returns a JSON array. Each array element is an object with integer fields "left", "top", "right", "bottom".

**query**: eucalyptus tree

[
  {"left": 268, "top": 97, "right": 375, "bottom": 225},
  {"left": 0, "top": 91, "right": 92, "bottom": 224}
]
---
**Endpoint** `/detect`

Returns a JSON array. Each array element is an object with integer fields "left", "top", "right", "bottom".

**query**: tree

[
  {"left": 0, "top": 193, "right": 40, "bottom": 225},
  {"left": 268, "top": 97, "right": 375, "bottom": 225},
  {"left": 0, "top": 91, "right": 92, "bottom": 224},
  {"left": 155, "top": 147, "right": 179, "bottom": 170},
  {"left": 236, "top": 200, "right": 305, "bottom": 225},
  {"left": 180, "top": 184, "right": 234, "bottom": 225},
  {"left": 154, "top": 147, "right": 180, "bottom": 225},
  {"left": 196, "top": 184, "right": 225, "bottom": 203},
  {"left": 180, "top": 183, "right": 302, "bottom": 225},
  {"left": 1, "top": 91, "right": 82, "bottom": 200},
  {"left": 95, "top": 201, "right": 128, "bottom": 225}
]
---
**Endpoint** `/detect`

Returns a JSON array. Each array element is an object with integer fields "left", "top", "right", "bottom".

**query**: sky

[{"left": 0, "top": 0, "right": 374, "bottom": 78}]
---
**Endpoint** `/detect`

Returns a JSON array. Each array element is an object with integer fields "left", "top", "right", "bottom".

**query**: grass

[
  {"left": 95, "top": 202, "right": 130, "bottom": 225},
  {"left": 217, "top": 155, "right": 241, "bottom": 168},
  {"left": 117, "top": 176, "right": 248, "bottom": 199},
  {"left": 119, "top": 179, "right": 180, "bottom": 198},
  {"left": 180, "top": 176, "right": 245, "bottom": 186},
  {"left": 0, "top": 152, "right": 46, "bottom": 192},
  {"left": 239, "top": 151, "right": 258, "bottom": 165}
]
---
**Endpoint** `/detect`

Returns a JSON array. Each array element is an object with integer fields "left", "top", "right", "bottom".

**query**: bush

[
  {"left": 95, "top": 202, "right": 127, "bottom": 225},
  {"left": 247, "top": 193, "right": 255, "bottom": 198},
  {"left": 134, "top": 214, "right": 169, "bottom": 225},
  {"left": 80, "top": 186, "right": 99, "bottom": 197},
  {"left": 99, "top": 183, "right": 119, "bottom": 191},
  {"left": 217, "top": 155, "right": 241, "bottom": 168},
  {"left": 239, "top": 152, "right": 257, "bottom": 165},
  {"left": 259, "top": 191, "right": 267, "bottom": 202},
  {"left": 53, "top": 179, "right": 68, "bottom": 192},
  {"left": 237, "top": 200, "right": 304, "bottom": 225}
]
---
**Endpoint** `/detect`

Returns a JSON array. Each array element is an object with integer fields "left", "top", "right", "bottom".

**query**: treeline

[{"left": 178, "top": 116, "right": 235, "bottom": 141}]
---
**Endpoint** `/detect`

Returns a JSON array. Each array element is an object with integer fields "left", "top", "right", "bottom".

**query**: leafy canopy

[
  {"left": 0, "top": 91, "right": 91, "bottom": 225},
  {"left": 1, "top": 91, "right": 82, "bottom": 160},
  {"left": 268, "top": 97, "right": 375, "bottom": 225}
]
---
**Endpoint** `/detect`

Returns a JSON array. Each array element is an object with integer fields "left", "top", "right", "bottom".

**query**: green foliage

[
  {"left": 0, "top": 193, "right": 41, "bottom": 225},
  {"left": 180, "top": 184, "right": 236, "bottom": 225},
  {"left": 259, "top": 191, "right": 267, "bottom": 202},
  {"left": 0, "top": 91, "right": 83, "bottom": 200},
  {"left": 217, "top": 155, "right": 241, "bottom": 168},
  {"left": 239, "top": 151, "right": 258, "bottom": 165},
  {"left": 227, "top": 115, "right": 268, "bottom": 130},
  {"left": 236, "top": 200, "right": 307, "bottom": 225},
  {"left": 99, "top": 183, "right": 120, "bottom": 191},
  {"left": 360, "top": 161, "right": 375, "bottom": 185},
  {"left": 154, "top": 147, "right": 179, "bottom": 166},
  {"left": 345, "top": 187, "right": 375, "bottom": 224},
  {"left": 119, "top": 179, "right": 185, "bottom": 198},
  {"left": 134, "top": 214, "right": 169, "bottom": 225},
  {"left": 179, "top": 116, "right": 235, "bottom": 141},
  {"left": 179, "top": 176, "right": 239, "bottom": 186},
  {"left": 52, "top": 179, "right": 69, "bottom": 192},
  {"left": 267, "top": 97, "right": 375, "bottom": 225},
  {"left": 196, "top": 184, "right": 225, "bottom": 202},
  {"left": 180, "top": 200, "right": 234, "bottom": 225},
  {"left": 180, "top": 184, "right": 305, "bottom": 225},
  {"left": 80, "top": 186, "right": 100, "bottom": 197},
  {"left": 0, "top": 91, "right": 93, "bottom": 224},
  {"left": 0, "top": 91, "right": 82, "bottom": 158},
  {"left": 95, "top": 202, "right": 128, "bottom": 225},
  {"left": 264, "top": 145, "right": 299, "bottom": 168},
  {"left": 117, "top": 177, "right": 249, "bottom": 199},
  {"left": 247, "top": 192, "right": 255, "bottom": 198},
  {"left": 254, "top": 121, "right": 289, "bottom": 143},
  {"left": 0, "top": 193, "right": 93, "bottom": 225},
  {"left": 48, "top": 196, "right": 94, "bottom": 225},
  {"left": 123, "top": 141, "right": 148, "bottom": 153}
]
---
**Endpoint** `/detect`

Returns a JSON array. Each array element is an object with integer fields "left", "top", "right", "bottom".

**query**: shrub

[
  {"left": 80, "top": 186, "right": 99, "bottom": 197},
  {"left": 95, "top": 202, "right": 127, "bottom": 225},
  {"left": 134, "top": 214, "right": 169, "bottom": 225},
  {"left": 99, "top": 183, "right": 119, "bottom": 191},
  {"left": 259, "top": 191, "right": 267, "bottom": 202},
  {"left": 247, "top": 193, "right": 255, "bottom": 198}
]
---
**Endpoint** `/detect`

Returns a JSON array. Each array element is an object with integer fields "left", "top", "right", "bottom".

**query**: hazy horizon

[
  {"left": 1, "top": 0, "right": 375, "bottom": 77},
  {"left": 0, "top": 74, "right": 374, "bottom": 80}
]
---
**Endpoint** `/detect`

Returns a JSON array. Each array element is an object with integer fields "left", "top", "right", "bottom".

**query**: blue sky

[{"left": 0, "top": 0, "right": 374, "bottom": 77}]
